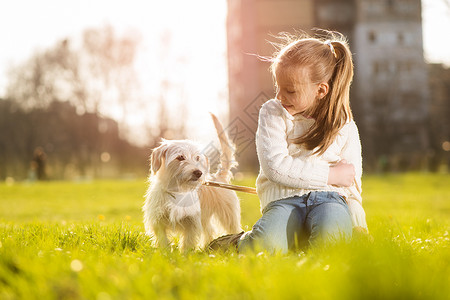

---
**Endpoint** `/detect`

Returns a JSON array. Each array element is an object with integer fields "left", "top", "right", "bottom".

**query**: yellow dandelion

[{"left": 98, "top": 214, "right": 105, "bottom": 221}]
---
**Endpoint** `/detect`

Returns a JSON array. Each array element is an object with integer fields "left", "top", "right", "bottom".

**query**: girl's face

[{"left": 274, "top": 66, "right": 319, "bottom": 117}]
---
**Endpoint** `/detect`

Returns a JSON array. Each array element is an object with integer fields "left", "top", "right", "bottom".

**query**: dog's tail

[{"left": 210, "top": 113, "right": 237, "bottom": 181}]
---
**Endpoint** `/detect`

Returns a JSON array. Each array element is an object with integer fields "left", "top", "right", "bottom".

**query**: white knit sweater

[{"left": 255, "top": 99, "right": 368, "bottom": 229}]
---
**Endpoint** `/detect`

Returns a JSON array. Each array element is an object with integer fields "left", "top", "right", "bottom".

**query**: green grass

[{"left": 0, "top": 173, "right": 449, "bottom": 299}]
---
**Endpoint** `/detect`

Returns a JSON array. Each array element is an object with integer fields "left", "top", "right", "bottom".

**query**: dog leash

[
  {"left": 205, "top": 178, "right": 359, "bottom": 196},
  {"left": 203, "top": 181, "right": 258, "bottom": 195}
]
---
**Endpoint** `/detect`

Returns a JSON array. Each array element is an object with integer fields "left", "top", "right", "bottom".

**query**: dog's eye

[
  {"left": 196, "top": 156, "right": 200, "bottom": 161},
  {"left": 176, "top": 155, "right": 185, "bottom": 161}
]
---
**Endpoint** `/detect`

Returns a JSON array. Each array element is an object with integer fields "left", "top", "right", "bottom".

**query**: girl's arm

[
  {"left": 339, "top": 121, "right": 363, "bottom": 190},
  {"left": 340, "top": 121, "right": 368, "bottom": 230},
  {"left": 328, "top": 159, "right": 355, "bottom": 187},
  {"left": 256, "top": 100, "right": 329, "bottom": 189}
]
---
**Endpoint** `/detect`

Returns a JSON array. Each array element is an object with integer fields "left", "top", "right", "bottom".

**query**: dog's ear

[{"left": 150, "top": 143, "right": 168, "bottom": 174}]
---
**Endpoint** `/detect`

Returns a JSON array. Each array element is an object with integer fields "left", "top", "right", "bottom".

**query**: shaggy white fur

[{"left": 143, "top": 114, "right": 242, "bottom": 251}]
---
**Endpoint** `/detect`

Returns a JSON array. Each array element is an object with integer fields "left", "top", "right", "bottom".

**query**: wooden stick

[{"left": 203, "top": 181, "right": 257, "bottom": 195}]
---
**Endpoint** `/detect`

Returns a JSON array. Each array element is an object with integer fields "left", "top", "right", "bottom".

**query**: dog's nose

[{"left": 193, "top": 170, "right": 203, "bottom": 179}]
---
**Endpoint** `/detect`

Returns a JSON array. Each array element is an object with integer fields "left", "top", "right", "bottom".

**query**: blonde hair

[{"left": 270, "top": 31, "right": 354, "bottom": 155}]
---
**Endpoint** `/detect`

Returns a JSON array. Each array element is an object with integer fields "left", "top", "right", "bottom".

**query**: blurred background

[{"left": 0, "top": 0, "right": 449, "bottom": 181}]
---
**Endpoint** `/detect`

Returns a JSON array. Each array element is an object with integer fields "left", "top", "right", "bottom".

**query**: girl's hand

[{"left": 328, "top": 159, "right": 355, "bottom": 187}]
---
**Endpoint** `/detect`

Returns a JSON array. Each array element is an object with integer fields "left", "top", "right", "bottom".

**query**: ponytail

[{"left": 287, "top": 33, "right": 354, "bottom": 155}]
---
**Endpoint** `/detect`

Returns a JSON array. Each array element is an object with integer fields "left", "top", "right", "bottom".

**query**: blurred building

[
  {"left": 226, "top": 0, "right": 430, "bottom": 171},
  {"left": 428, "top": 63, "right": 450, "bottom": 171}
]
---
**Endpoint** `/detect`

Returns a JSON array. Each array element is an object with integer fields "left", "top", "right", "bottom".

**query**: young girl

[{"left": 208, "top": 32, "right": 368, "bottom": 253}]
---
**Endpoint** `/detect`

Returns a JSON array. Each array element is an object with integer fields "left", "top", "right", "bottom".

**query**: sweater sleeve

[
  {"left": 340, "top": 121, "right": 368, "bottom": 229},
  {"left": 340, "top": 121, "right": 363, "bottom": 190},
  {"left": 347, "top": 199, "right": 368, "bottom": 229},
  {"left": 256, "top": 100, "right": 329, "bottom": 189}
]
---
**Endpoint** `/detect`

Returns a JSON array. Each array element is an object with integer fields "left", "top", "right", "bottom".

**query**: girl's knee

[
  {"left": 308, "top": 202, "right": 353, "bottom": 245},
  {"left": 238, "top": 221, "right": 290, "bottom": 254},
  {"left": 238, "top": 213, "right": 304, "bottom": 253},
  {"left": 312, "top": 218, "right": 352, "bottom": 244}
]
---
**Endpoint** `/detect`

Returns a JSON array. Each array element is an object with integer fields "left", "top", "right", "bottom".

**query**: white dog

[{"left": 143, "top": 113, "right": 242, "bottom": 251}]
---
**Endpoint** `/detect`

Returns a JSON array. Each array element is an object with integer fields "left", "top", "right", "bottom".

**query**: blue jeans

[{"left": 238, "top": 191, "right": 352, "bottom": 253}]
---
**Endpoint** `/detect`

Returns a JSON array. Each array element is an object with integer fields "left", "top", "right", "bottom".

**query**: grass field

[{"left": 0, "top": 173, "right": 449, "bottom": 299}]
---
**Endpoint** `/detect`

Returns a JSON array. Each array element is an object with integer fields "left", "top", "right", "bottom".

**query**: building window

[
  {"left": 373, "top": 62, "right": 379, "bottom": 75},
  {"left": 368, "top": 31, "right": 377, "bottom": 43},
  {"left": 386, "top": 0, "right": 394, "bottom": 11},
  {"left": 398, "top": 32, "right": 404, "bottom": 44}
]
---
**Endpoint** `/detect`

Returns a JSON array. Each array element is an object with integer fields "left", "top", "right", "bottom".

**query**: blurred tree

[
  {"left": 80, "top": 26, "right": 141, "bottom": 120},
  {"left": 6, "top": 25, "right": 140, "bottom": 120},
  {"left": 2, "top": 25, "right": 194, "bottom": 179},
  {"left": 1, "top": 25, "right": 148, "bottom": 180},
  {"left": 0, "top": 98, "right": 147, "bottom": 180},
  {"left": 6, "top": 39, "right": 77, "bottom": 110},
  {"left": 153, "top": 31, "right": 187, "bottom": 142}
]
